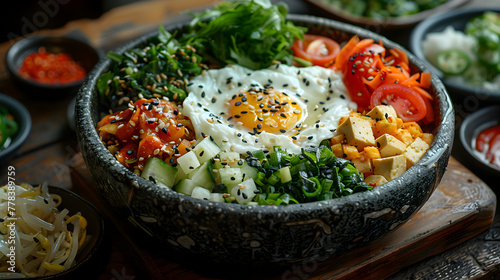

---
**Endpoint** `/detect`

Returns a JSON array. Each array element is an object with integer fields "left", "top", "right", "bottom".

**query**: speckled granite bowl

[{"left": 75, "top": 14, "right": 454, "bottom": 265}]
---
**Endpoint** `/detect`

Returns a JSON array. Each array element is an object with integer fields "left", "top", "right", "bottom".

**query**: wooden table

[{"left": 1, "top": 0, "right": 500, "bottom": 279}]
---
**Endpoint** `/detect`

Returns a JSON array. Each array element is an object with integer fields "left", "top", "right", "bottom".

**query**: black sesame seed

[
  {"left": 177, "top": 123, "right": 184, "bottom": 127},
  {"left": 241, "top": 97, "right": 247, "bottom": 102},
  {"left": 110, "top": 119, "right": 117, "bottom": 123},
  {"left": 201, "top": 91, "right": 206, "bottom": 98},
  {"left": 127, "top": 150, "right": 134, "bottom": 155},
  {"left": 242, "top": 192, "right": 248, "bottom": 199},
  {"left": 241, "top": 111, "right": 248, "bottom": 114},
  {"left": 308, "top": 136, "right": 313, "bottom": 140},
  {"left": 280, "top": 113, "right": 287, "bottom": 118},
  {"left": 257, "top": 124, "right": 262, "bottom": 129},
  {"left": 234, "top": 114, "right": 241, "bottom": 118},
  {"left": 211, "top": 97, "right": 217, "bottom": 103},
  {"left": 283, "top": 83, "right": 288, "bottom": 87},
  {"left": 200, "top": 151, "right": 205, "bottom": 157},
  {"left": 280, "top": 129, "right": 286, "bottom": 133},
  {"left": 235, "top": 101, "right": 242, "bottom": 106}
]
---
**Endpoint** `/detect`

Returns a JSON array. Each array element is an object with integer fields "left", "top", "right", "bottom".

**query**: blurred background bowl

[
  {"left": 5, "top": 35, "right": 101, "bottom": 100},
  {"left": 409, "top": 7, "right": 500, "bottom": 105},
  {"left": 0, "top": 93, "right": 31, "bottom": 162},
  {"left": 304, "top": 0, "right": 469, "bottom": 31},
  {"left": 459, "top": 105, "right": 500, "bottom": 183}
]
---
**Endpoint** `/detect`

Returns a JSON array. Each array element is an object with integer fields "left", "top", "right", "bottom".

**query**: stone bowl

[{"left": 75, "top": 14, "right": 454, "bottom": 265}]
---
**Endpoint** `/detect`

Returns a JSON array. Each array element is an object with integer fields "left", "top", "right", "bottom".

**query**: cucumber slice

[
  {"left": 218, "top": 167, "right": 243, "bottom": 189},
  {"left": 191, "top": 186, "right": 211, "bottom": 200},
  {"left": 173, "top": 179, "right": 198, "bottom": 196},
  {"left": 279, "top": 166, "right": 292, "bottom": 183},
  {"left": 231, "top": 178, "right": 257, "bottom": 204},
  {"left": 141, "top": 157, "right": 177, "bottom": 188},
  {"left": 193, "top": 136, "right": 221, "bottom": 163},
  {"left": 240, "top": 161, "right": 258, "bottom": 181},
  {"left": 177, "top": 150, "right": 200, "bottom": 174},
  {"left": 188, "top": 162, "right": 215, "bottom": 191},
  {"left": 219, "top": 152, "right": 241, "bottom": 167}
]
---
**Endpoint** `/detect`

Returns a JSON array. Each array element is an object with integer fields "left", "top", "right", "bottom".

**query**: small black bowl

[
  {"left": 1, "top": 185, "right": 105, "bottom": 279},
  {"left": 6, "top": 36, "right": 100, "bottom": 100},
  {"left": 0, "top": 93, "right": 31, "bottom": 162},
  {"left": 459, "top": 105, "right": 500, "bottom": 181},
  {"left": 409, "top": 8, "right": 500, "bottom": 105}
]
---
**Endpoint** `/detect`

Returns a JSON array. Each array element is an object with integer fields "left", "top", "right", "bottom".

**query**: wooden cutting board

[{"left": 69, "top": 155, "right": 496, "bottom": 280}]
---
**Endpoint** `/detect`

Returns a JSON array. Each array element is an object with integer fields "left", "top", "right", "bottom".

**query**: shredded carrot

[
  {"left": 420, "top": 72, "right": 432, "bottom": 89},
  {"left": 401, "top": 73, "right": 420, "bottom": 87},
  {"left": 412, "top": 86, "right": 434, "bottom": 101},
  {"left": 334, "top": 35, "right": 359, "bottom": 72}
]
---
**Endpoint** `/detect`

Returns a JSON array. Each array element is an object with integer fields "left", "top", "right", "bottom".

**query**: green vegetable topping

[
  {"left": 178, "top": 0, "right": 306, "bottom": 70},
  {"left": 465, "top": 12, "right": 500, "bottom": 75},
  {"left": 245, "top": 144, "right": 372, "bottom": 205},
  {"left": 0, "top": 106, "right": 18, "bottom": 151},
  {"left": 435, "top": 49, "right": 471, "bottom": 76},
  {"left": 97, "top": 26, "right": 205, "bottom": 109},
  {"left": 324, "top": 0, "right": 447, "bottom": 19}
]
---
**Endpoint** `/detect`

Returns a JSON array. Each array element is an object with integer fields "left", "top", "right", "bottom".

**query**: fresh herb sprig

[
  {"left": 97, "top": 26, "right": 204, "bottom": 110},
  {"left": 246, "top": 144, "right": 372, "bottom": 205},
  {"left": 179, "top": 0, "right": 306, "bottom": 70}
]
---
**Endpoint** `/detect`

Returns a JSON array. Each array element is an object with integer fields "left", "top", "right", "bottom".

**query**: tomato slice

[
  {"left": 292, "top": 34, "right": 340, "bottom": 67},
  {"left": 370, "top": 84, "right": 427, "bottom": 122}
]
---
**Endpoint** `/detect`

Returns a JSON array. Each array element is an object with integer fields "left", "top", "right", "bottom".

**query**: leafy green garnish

[
  {"left": 179, "top": 0, "right": 306, "bottom": 70},
  {"left": 246, "top": 145, "right": 372, "bottom": 205},
  {"left": 97, "top": 25, "right": 204, "bottom": 109}
]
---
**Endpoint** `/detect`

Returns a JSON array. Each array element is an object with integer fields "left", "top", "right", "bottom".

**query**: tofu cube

[
  {"left": 364, "top": 175, "right": 388, "bottom": 187},
  {"left": 337, "top": 116, "right": 375, "bottom": 151},
  {"left": 375, "top": 134, "right": 407, "bottom": 157},
  {"left": 403, "top": 137, "right": 430, "bottom": 168},
  {"left": 352, "top": 158, "right": 373, "bottom": 174},
  {"left": 372, "top": 155, "right": 406, "bottom": 181},
  {"left": 367, "top": 105, "right": 398, "bottom": 121}
]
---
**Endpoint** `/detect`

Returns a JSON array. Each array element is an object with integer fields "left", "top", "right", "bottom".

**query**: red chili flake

[{"left": 19, "top": 47, "right": 87, "bottom": 84}]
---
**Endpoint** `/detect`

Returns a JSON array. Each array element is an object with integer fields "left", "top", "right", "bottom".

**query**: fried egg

[{"left": 181, "top": 64, "right": 356, "bottom": 154}]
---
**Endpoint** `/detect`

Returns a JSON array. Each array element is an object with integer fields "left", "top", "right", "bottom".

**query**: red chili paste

[
  {"left": 475, "top": 123, "right": 500, "bottom": 168},
  {"left": 19, "top": 47, "right": 86, "bottom": 84}
]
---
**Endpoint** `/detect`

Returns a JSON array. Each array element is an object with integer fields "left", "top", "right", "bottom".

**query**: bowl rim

[
  {"left": 0, "top": 93, "right": 31, "bottom": 159},
  {"left": 76, "top": 13, "right": 454, "bottom": 214},
  {"left": 409, "top": 7, "right": 500, "bottom": 99},
  {"left": 459, "top": 105, "right": 500, "bottom": 173},
  {"left": 5, "top": 35, "right": 100, "bottom": 90}
]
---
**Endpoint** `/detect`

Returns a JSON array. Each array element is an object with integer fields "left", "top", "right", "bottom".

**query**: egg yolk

[{"left": 228, "top": 87, "right": 302, "bottom": 134}]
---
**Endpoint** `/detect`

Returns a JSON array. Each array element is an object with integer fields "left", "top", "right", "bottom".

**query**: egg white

[{"left": 181, "top": 64, "right": 356, "bottom": 154}]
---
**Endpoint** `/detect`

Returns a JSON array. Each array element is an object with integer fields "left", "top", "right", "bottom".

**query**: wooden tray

[{"left": 69, "top": 155, "right": 496, "bottom": 280}]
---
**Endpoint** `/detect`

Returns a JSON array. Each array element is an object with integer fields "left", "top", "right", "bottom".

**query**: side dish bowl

[
  {"left": 75, "top": 14, "right": 454, "bottom": 265},
  {"left": 409, "top": 8, "right": 500, "bottom": 104},
  {"left": 6, "top": 35, "right": 100, "bottom": 100},
  {"left": 304, "top": 0, "right": 469, "bottom": 31},
  {"left": 32, "top": 186, "right": 104, "bottom": 280},
  {"left": 0, "top": 93, "right": 31, "bottom": 162},
  {"left": 459, "top": 105, "right": 500, "bottom": 181}
]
